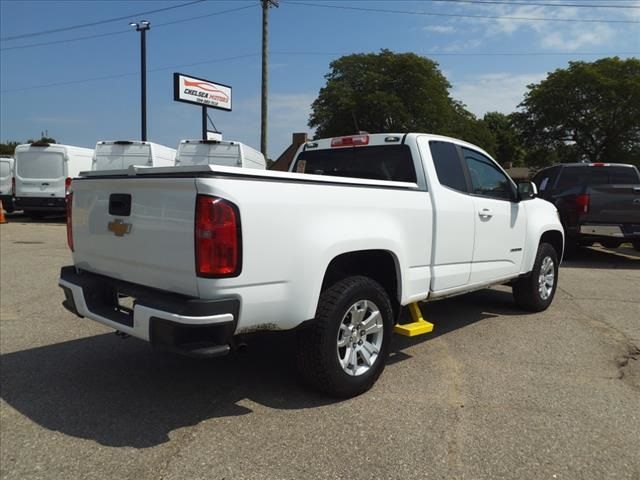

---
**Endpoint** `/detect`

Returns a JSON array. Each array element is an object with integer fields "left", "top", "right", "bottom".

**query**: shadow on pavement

[
  {"left": 0, "top": 330, "right": 330, "bottom": 448},
  {"left": 4, "top": 211, "right": 66, "bottom": 225},
  {"left": 390, "top": 287, "right": 522, "bottom": 360},
  {"left": 0, "top": 288, "right": 522, "bottom": 449},
  {"left": 563, "top": 246, "right": 639, "bottom": 270}
]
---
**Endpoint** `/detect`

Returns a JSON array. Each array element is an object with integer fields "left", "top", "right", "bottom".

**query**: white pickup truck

[{"left": 59, "top": 133, "right": 564, "bottom": 397}]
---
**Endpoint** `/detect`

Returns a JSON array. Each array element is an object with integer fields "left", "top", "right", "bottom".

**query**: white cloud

[
  {"left": 442, "top": 38, "right": 482, "bottom": 53},
  {"left": 423, "top": 25, "right": 457, "bottom": 34},
  {"left": 538, "top": 24, "right": 616, "bottom": 51},
  {"left": 451, "top": 72, "right": 546, "bottom": 117},
  {"left": 457, "top": 3, "right": 623, "bottom": 51}
]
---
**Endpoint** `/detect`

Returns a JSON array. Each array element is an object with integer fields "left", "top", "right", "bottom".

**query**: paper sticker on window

[{"left": 296, "top": 160, "right": 306, "bottom": 173}]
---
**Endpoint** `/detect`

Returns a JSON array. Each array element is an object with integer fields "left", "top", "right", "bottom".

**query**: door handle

[{"left": 478, "top": 208, "right": 493, "bottom": 219}]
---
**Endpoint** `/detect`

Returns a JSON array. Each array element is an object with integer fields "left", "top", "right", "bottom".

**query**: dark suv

[{"left": 532, "top": 163, "right": 640, "bottom": 251}]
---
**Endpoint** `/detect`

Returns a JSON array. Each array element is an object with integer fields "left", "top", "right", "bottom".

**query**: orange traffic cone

[{"left": 0, "top": 200, "right": 6, "bottom": 224}]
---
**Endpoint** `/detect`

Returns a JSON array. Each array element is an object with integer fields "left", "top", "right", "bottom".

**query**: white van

[
  {"left": 175, "top": 140, "right": 266, "bottom": 169},
  {"left": 93, "top": 140, "right": 176, "bottom": 171},
  {"left": 0, "top": 156, "right": 15, "bottom": 213},
  {"left": 14, "top": 142, "right": 93, "bottom": 217}
]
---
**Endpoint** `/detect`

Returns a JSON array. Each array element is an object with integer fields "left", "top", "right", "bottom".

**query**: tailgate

[
  {"left": 71, "top": 177, "right": 199, "bottom": 296},
  {"left": 584, "top": 185, "right": 640, "bottom": 224}
]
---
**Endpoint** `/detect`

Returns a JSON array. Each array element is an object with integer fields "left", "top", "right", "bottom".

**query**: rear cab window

[
  {"left": 533, "top": 166, "right": 560, "bottom": 193},
  {"left": 556, "top": 166, "right": 640, "bottom": 189},
  {"left": 292, "top": 145, "right": 417, "bottom": 183},
  {"left": 429, "top": 141, "right": 468, "bottom": 192}
]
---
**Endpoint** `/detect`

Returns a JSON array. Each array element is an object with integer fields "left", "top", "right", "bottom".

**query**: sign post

[
  {"left": 202, "top": 107, "right": 207, "bottom": 140},
  {"left": 173, "top": 72, "right": 232, "bottom": 140}
]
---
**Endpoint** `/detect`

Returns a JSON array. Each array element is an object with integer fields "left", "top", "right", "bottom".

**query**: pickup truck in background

[
  {"left": 59, "top": 133, "right": 564, "bottom": 397},
  {"left": 533, "top": 163, "right": 640, "bottom": 251}
]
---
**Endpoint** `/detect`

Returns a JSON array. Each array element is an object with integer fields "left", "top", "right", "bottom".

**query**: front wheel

[
  {"left": 512, "top": 243, "right": 559, "bottom": 312},
  {"left": 296, "top": 276, "right": 393, "bottom": 398}
]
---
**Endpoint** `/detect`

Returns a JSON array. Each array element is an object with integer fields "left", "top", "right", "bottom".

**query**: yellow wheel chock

[{"left": 393, "top": 302, "right": 434, "bottom": 337}]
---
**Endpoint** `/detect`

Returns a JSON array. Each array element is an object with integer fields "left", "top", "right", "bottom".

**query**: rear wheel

[
  {"left": 296, "top": 276, "right": 393, "bottom": 398},
  {"left": 513, "top": 243, "right": 559, "bottom": 312}
]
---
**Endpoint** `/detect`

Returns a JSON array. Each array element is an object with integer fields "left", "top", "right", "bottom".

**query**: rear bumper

[
  {"left": 572, "top": 223, "right": 640, "bottom": 243},
  {"left": 58, "top": 266, "right": 239, "bottom": 358},
  {"left": 15, "top": 196, "right": 65, "bottom": 212}
]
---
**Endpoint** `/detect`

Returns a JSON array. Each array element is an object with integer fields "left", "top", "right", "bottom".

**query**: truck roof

[{"left": 299, "top": 132, "right": 493, "bottom": 159}]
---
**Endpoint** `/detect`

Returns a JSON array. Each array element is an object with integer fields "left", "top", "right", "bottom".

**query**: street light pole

[{"left": 130, "top": 20, "right": 151, "bottom": 141}]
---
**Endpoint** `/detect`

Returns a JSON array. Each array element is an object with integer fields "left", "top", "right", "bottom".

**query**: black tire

[
  {"left": 28, "top": 212, "right": 45, "bottom": 220},
  {"left": 601, "top": 240, "right": 621, "bottom": 249},
  {"left": 512, "top": 242, "right": 559, "bottom": 312},
  {"left": 633, "top": 241, "right": 640, "bottom": 252},
  {"left": 296, "top": 275, "right": 393, "bottom": 398}
]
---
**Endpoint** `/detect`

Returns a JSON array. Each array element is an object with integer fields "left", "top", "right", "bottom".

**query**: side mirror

[{"left": 518, "top": 181, "right": 538, "bottom": 200}]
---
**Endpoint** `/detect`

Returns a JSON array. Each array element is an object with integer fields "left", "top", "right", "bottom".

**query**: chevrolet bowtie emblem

[{"left": 107, "top": 219, "right": 132, "bottom": 237}]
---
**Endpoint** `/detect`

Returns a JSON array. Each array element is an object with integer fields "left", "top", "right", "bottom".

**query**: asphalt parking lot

[{"left": 1, "top": 214, "right": 639, "bottom": 480}]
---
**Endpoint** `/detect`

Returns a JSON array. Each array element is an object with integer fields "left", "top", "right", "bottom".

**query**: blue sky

[{"left": 1, "top": 0, "right": 638, "bottom": 159}]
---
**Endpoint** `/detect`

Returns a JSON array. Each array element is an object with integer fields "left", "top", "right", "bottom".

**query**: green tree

[
  {"left": 0, "top": 141, "right": 20, "bottom": 156},
  {"left": 309, "top": 50, "right": 495, "bottom": 153},
  {"left": 26, "top": 136, "right": 56, "bottom": 144},
  {"left": 0, "top": 136, "right": 57, "bottom": 156},
  {"left": 483, "top": 112, "right": 525, "bottom": 166},
  {"left": 517, "top": 57, "right": 640, "bottom": 166}
]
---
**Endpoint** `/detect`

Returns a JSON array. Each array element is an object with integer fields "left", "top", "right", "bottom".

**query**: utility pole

[
  {"left": 261, "top": 0, "right": 278, "bottom": 158},
  {"left": 130, "top": 20, "right": 151, "bottom": 141}
]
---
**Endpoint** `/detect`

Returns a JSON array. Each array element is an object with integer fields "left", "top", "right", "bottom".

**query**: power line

[
  {"left": 0, "top": 0, "right": 206, "bottom": 41},
  {"left": 0, "top": 54, "right": 260, "bottom": 93},
  {"left": 0, "top": 4, "right": 258, "bottom": 52},
  {"left": 273, "top": 50, "right": 640, "bottom": 56},
  {"left": 3, "top": 50, "right": 638, "bottom": 93},
  {"left": 1, "top": 30, "right": 130, "bottom": 52},
  {"left": 422, "top": 0, "right": 640, "bottom": 8},
  {"left": 284, "top": 1, "right": 640, "bottom": 23}
]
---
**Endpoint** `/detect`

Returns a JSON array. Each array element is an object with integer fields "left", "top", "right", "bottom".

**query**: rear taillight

[
  {"left": 66, "top": 192, "right": 73, "bottom": 251},
  {"left": 11, "top": 177, "right": 15, "bottom": 196},
  {"left": 575, "top": 194, "right": 589, "bottom": 214},
  {"left": 195, "top": 195, "right": 241, "bottom": 277},
  {"left": 65, "top": 177, "right": 72, "bottom": 195}
]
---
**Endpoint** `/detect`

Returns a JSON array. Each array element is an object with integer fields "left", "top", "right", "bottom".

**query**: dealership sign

[{"left": 173, "top": 73, "right": 232, "bottom": 111}]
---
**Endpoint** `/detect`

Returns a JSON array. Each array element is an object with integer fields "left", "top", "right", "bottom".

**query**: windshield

[
  {"left": 293, "top": 145, "right": 416, "bottom": 182},
  {"left": 16, "top": 151, "right": 64, "bottom": 179}
]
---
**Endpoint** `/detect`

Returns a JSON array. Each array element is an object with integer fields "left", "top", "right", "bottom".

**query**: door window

[{"left": 463, "top": 148, "right": 515, "bottom": 201}]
